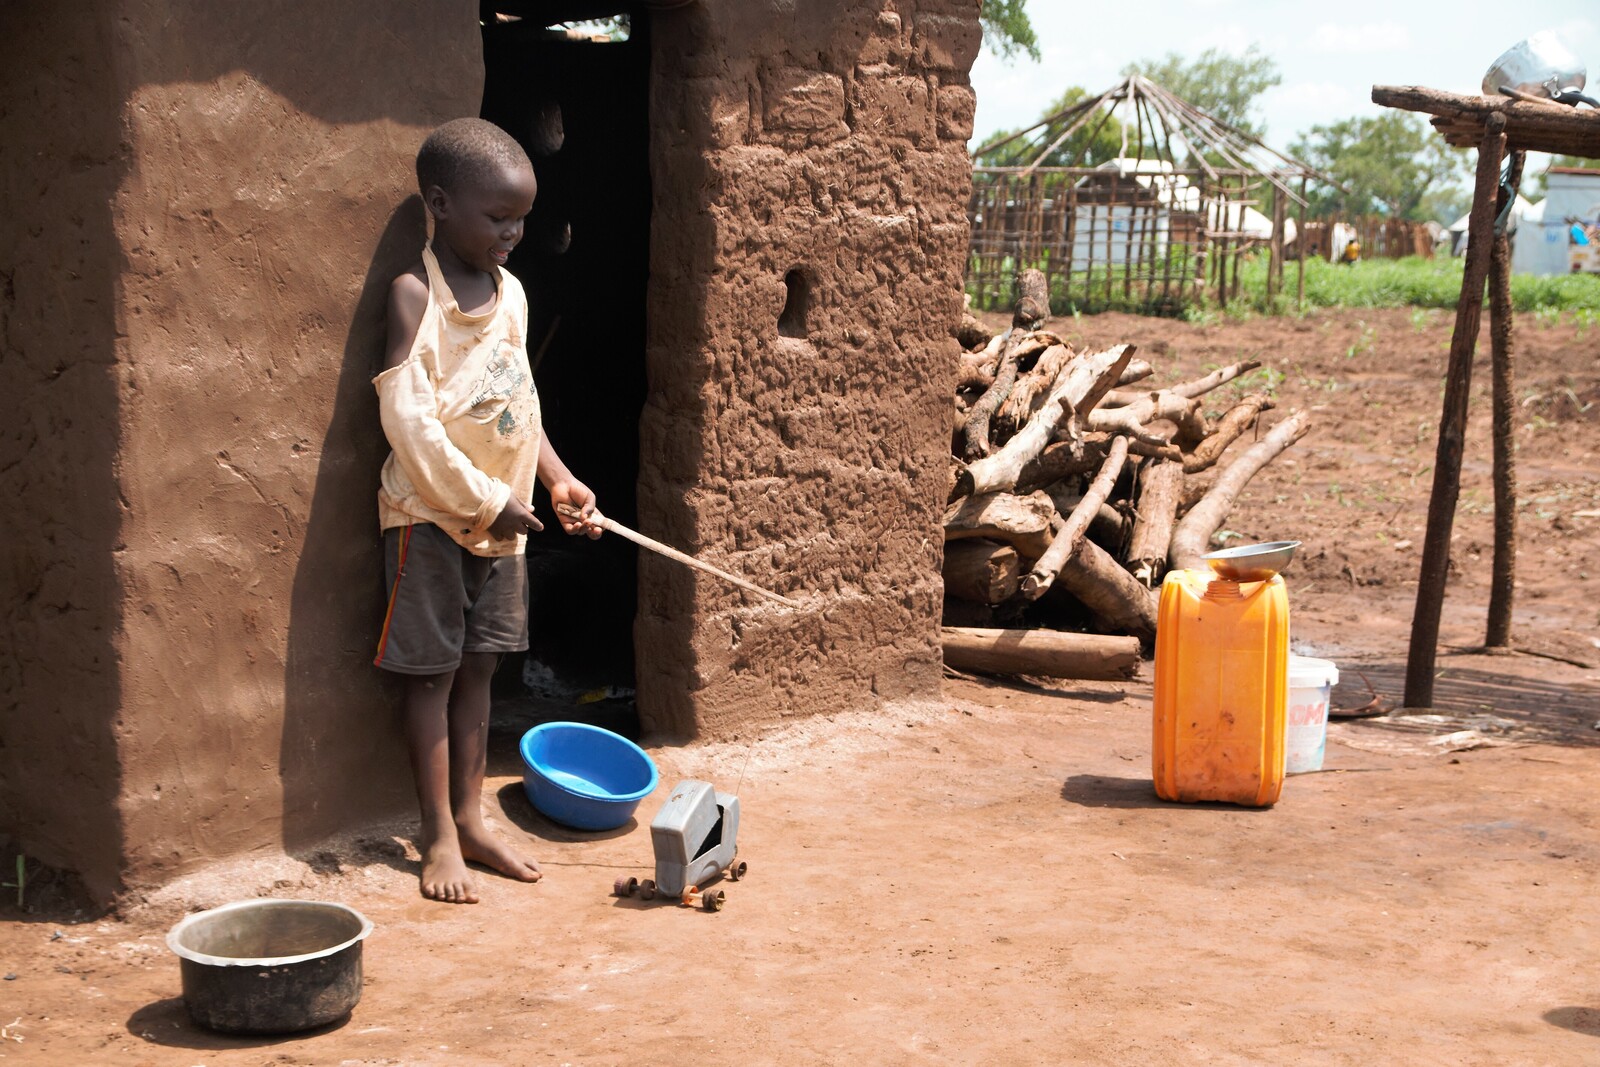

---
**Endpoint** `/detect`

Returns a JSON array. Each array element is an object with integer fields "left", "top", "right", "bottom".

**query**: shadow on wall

[
  {"left": 0, "top": 4, "right": 128, "bottom": 906},
  {"left": 279, "top": 198, "right": 429, "bottom": 856}
]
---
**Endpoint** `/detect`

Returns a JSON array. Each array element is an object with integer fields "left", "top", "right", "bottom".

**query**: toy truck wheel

[
  {"left": 638, "top": 879, "right": 657, "bottom": 900},
  {"left": 728, "top": 860, "right": 748, "bottom": 881},
  {"left": 702, "top": 889, "right": 726, "bottom": 912},
  {"left": 613, "top": 876, "right": 639, "bottom": 898}
]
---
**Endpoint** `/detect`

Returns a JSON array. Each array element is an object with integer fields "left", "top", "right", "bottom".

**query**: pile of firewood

[{"left": 941, "top": 270, "right": 1311, "bottom": 681}]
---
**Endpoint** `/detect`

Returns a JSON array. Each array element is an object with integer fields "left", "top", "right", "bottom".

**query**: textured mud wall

[
  {"left": 0, "top": 4, "right": 129, "bottom": 903},
  {"left": 1, "top": 0, "right": 483, "bottom": 901},
  {"left": 638, "top": 0, "right": 979, "bottom": 736}
]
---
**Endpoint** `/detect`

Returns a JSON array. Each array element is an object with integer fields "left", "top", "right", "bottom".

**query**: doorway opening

[{"left": 480, "top": 5, "right": 650, "bottom": 715}]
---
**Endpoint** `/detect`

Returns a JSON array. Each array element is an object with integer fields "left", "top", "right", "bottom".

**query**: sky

[{"left": 970, "top": 1, "right": 1599, "bottom": 163}]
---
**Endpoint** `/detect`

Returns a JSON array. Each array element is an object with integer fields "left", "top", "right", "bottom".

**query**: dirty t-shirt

[{"left": 374, "top": 244, "right": 543, "bottom": 557}]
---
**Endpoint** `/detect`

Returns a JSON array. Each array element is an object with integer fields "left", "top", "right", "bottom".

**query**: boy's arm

[
  {"left": 378, "top": 272, "right": 541, "bottom": 538},
  {"left": 537, "top": 437, "right": 601, "bottom": 539}
]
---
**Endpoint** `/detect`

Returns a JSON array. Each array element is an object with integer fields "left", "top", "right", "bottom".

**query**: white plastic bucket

[{"left": 1285, "top": 655, "right": 1340, "bottom": 774}]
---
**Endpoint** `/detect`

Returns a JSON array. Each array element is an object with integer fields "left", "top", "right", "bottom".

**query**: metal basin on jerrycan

[{"left": 166, "top": 899, "right": 373, "bottom": 1034}]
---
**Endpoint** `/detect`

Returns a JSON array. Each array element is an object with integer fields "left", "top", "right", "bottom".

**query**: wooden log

[
  {"left": 1039, "top": 484, "right": 1126, "bottom": 547},
  {"left": 941, "top": 626, "right": 1142, "bottom": 681},
  {"left": 1013, "top": 267, "right": 1050, "bottom": 329},
  {"left": 956, "top": 349, "right": 998, "bottom": 390},
  {"left": 1405, "top": 113, "right": 1506, "bottom": 710},
  {"left": 1167, "top": 359, "right": 1262, "bottom": 399},
  {"left": 960, "top": 331, "right": 1023, "bottom": 459},
  {"left": 1013, "top": 437, "right": 1103, "bottom": 496},
  {"left": 1168, "top": 410, "right": 1313, "bottom": 572},
  {"left": 958, "top": 345, "right": 1134, "bottom": 497},
  {"left": 1056, "top": 538, "right": 1159, "bottom": 642},
  {"left": 956, "top": 311, "right": 992, "bottom": 351},
  {"left": 1372, "top": 85, "right": 1600, "bottom": 154},
  {"left": 1021, "top": 436, "right": 1129, "bottom": 600},
  {"left": 943, "top": 540, "right": 1022, "bottom": 605},
  {"left": 1126, "top": 459, "right": 1182, "bottom": 588},
  {"left": 944, "top": 490, "right": 1058, "bottom": 561},
  {"left": 995, "top": 343, "right": 1072, "bottom": 440},
  {"left": 1012, "top": 433, "right": 1175, "bottom": 495},
  {"left": 1087, "top": 389, "right": 1205, "bottom": 447},
  {"left": 1098, "top": 359, "right": 1261, "bottom": 409},
  {"left": 1181, "top": 393, "right": 1274, "bottom": 473},
  {"left": 1118, "top": 359, "right": 1155, "bottom": 386}
]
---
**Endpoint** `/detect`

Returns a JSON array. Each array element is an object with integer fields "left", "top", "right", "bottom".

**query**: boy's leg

[
  {"left": 403, "top": 669, "right": 479, "bottom": 904},
  {"left": 447, "top": 651, "right": 541, "bottom": 883}
]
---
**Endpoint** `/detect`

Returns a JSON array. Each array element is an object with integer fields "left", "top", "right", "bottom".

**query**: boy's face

[{"left": 428, "top": 160, "right": 537, "bottom": 274}]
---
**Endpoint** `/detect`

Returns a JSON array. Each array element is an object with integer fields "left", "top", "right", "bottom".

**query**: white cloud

[{"left": 1311, "top": 22, "right": 1413, "bottom": 53}]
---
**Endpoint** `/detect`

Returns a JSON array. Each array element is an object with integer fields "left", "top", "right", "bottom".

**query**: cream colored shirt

[{"left": 374, "top": 245, "right": 543, "bottom": 557}]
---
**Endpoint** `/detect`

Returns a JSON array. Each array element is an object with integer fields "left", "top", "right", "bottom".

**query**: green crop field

[
  {"left": 1235, "top": 254, "right": 1600, "bottom": 315},
  {"left": 968, "top": 253, "right": 1600, "bottom": 320}
]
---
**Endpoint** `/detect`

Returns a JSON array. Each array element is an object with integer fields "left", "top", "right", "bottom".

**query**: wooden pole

[
  {"left": 1486, "top": 149, "right": 1525, "bottom": 648},
  {"left": 1296, "top": 176, "right": 1306, "bottom": 311},
  {"left": 1403, "top": 113, "right": 1506, "bottom": 709}
]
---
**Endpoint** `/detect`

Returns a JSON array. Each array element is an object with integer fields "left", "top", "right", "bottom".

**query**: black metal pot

[{"left": 166, "top": 899, "right": 374, "bottom": 1035}]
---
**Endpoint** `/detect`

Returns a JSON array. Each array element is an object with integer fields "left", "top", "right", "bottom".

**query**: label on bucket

[{"left": 1285, "top": 684, "right": 1331, "bottom": 774}]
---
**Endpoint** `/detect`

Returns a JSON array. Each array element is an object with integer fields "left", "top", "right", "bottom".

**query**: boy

[{"left": 373, "top": 118, "right": 599, "bottom": 904}]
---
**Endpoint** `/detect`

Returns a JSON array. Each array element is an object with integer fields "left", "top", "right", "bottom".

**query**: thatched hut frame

[{"left": 966, "top": 75, "right": 1337, "bottom": 315}]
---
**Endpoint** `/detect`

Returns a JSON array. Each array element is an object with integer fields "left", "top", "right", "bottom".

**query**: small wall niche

[{"left": 778, "top": 268, "right": 810, "bottom": 338}]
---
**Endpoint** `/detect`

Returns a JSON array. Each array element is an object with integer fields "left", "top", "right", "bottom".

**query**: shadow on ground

[
  {"left": 127, "top": 998, "right": 349, "bottom": 1050},
  {"left": 1060, "top": 774, "right": 1274, "bottom": 812},
  {"left": 1545, "top": 1006, "right": 1600, "bottom": 1038},
  {"left": 1334, "top": 659, "right": 1600, "bottom": 747}
]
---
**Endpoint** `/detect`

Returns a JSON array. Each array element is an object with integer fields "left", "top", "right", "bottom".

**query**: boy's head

[{"left": 417, "top": 118, "right": 537, "bottom": 273}]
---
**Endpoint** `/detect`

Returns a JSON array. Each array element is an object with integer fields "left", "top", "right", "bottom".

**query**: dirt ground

[{"left": 3, "top": 306, "right": 1598, "bottom": 1065}]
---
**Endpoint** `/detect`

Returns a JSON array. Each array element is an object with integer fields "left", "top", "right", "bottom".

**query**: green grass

[
  {"left": 969, "top": 252, "right": 1600, "bottom": 318},
  {"left": 1234, "top": 255, "right": 1600, "bottom": 315}
]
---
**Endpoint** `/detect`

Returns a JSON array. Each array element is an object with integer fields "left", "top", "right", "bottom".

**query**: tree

[
  {"left": 1291, "top": 113, "right": 1471, "bottom": 221},
  {"left": 1122, "top": 46, "right": 1280, "bottom": 137},
  {"left": 974, "top": 87, "right": 1127, "bottom": 168},
  {"left": 981, "top": 0, "right": 1039, "bottom": 62}
]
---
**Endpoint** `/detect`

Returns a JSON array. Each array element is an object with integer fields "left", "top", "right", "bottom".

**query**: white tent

[
  {"left": 1071, "top": 158, "right": 1295, "bottom": 266},
  {"left": 1446, "top": 179, "right": 1600, "bottom": 275}
]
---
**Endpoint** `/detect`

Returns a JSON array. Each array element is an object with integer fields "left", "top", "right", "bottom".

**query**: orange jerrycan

[{"left": 1152, "top": 568, "right": 1289, "bottom": 806}]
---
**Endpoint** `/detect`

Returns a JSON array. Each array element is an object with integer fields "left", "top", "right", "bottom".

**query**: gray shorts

[{"left": 373, "top": 523, "right": 528, "bottom": 676}]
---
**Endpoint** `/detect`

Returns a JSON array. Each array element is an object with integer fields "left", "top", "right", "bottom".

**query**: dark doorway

[{"left": 480, "top": 8, "right": 649, "bottom": 701}]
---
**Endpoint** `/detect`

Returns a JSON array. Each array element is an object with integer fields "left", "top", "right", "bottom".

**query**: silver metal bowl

[
  {"left": 1202, "top": 540, "right": 1301, "bottom": 582},
  {"left": 1483, "top": 32, "right": 1586, "bottom": 99},
  {"left": 167, "top": 899, "right": 373, "bottom": 1034}
]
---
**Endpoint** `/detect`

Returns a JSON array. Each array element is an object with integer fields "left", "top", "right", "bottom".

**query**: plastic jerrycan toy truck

[{"left": 1152, "top": 541, "right": 1298, "bottom": 807}]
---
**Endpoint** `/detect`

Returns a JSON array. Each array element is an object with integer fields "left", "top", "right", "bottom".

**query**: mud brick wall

[
  {"left": 0, "top": 0, "right": 481, "bottom": 901},
  {"left": 638, "top": 0, "right": 980, "bottom": 736}
]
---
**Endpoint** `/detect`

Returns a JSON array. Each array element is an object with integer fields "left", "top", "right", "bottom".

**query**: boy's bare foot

[
  {"left": 420, "top": 840, "right": 480, "bottom": 904},
  {"left": 458, "top": 819, "right": 543, "bottom": 883}
]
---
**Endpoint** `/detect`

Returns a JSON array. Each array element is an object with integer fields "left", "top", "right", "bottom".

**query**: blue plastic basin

[{"left": 518, "top": 722, "right": 658, "bottom": 831}]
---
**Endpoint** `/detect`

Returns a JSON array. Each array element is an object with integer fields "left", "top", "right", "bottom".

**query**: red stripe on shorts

[{"left": 373, "top": 524, "right": 413, "bottom": 667}]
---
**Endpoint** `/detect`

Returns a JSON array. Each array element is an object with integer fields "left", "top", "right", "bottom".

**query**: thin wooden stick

[
  {"left": 556, "top": 505, "right": 798, "bottom": 608},
  {"left": 1404, "top": 112, "right": 1506, "bottom": 709},
  {"left": 1487, "top": 149, "right": 1525, "bottom": 649},
  {"left": 1021, "top": 435, "right": 1129, "bottom": 600}
]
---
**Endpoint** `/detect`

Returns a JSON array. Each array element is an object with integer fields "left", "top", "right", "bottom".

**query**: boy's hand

[
  {"left": 549, "top": 480, "right": 601, "bottom": 539},
  {"left": 489, "top": 496, "right": 543, "bottom": 541}
]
